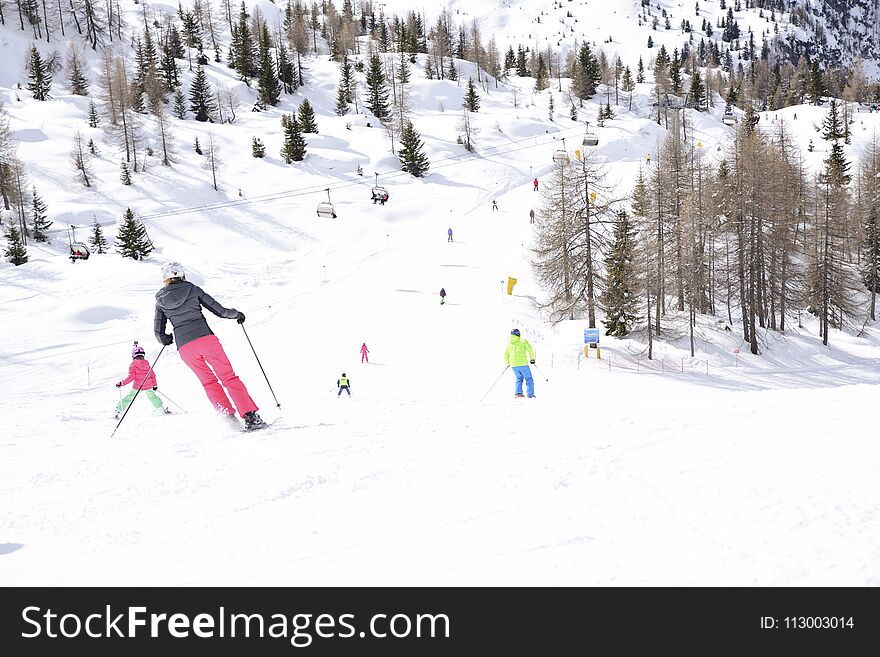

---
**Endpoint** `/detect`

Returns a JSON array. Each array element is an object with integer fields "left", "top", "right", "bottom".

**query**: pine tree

[
  {"left": 194, "top": 136, "right": 202, "bottom": 154},
  {"left": 232, "top": 2, "right": 255, "bottom": 81},
  {"left": 808, "top": 60, "right": 824, "bottom": 105},
  {"left": 516, "top": 46, "right": 528, "bottom": 77},
  {"left": 398, "top": 120, "right": 429, "bottom": 177},
  {"left": 277, "top": 42, "right": 296, "bottom": 94},
  {"left": 116, "top": 208, "right": 153, "bottom": 260},
  {"left": 120, "top": 160, "right": 133, "bottom": 185},
  {"left": 688, "top": 69, "right": 706, "bottom": 111},
  {"left": 189, "top": 65, "right": 215, "bottom": 122},
  {"left": 4, "top": 223, "right": 28, "bottom": 266},
  {"left": 669, "top": 50, "right": 682, "bottom": 94},
  {"left": 298, "top": 99, "right": 318, "bottom": 133},
  {"left": 504, "top": 46, "right": 515, "bottom": 72},
  {"left": 31, "top": 186, "right": 51, "bottom": 242},
  {"left": 87, "top": 138, "right": 98, "bottom": 155},
  {"left": 87, "top": 99, "right": 99, "bottom": 127},
  {"left": 280, "top": 114, "right": 307, "bottom": 162},
  {"left": 89, "top": 217, "right": 108, "bottom": 254},
  {"left": 637, "top": 57, "right": 645, "bottom": 83},
  {"left": 365, "top": 53, "right": 390, "bottom": 121},
  {"left": 173, "top": 88, "right": 187, "bottom": 119},
  {"left": 160, "top": 41, "right": 180, "bottom": 90},
  {"left": 573, "top": 43, "right": 599, "bottom": 100},
  {"left": 463, "top": 78, "right": 480, "bottom": 112},
  {"left": 340, "top": 58, "right": 354, "bottom": 103},
  {"left": 600, "top": 210, "right": 639, "bottom": 336},
  {"left": 335, "top": 79, "right": 350, "bottom": 116},
  {"left": 447, "top": 60, "right": 458, "bottom": 81},
  {"left": 621, "top": 66, "right": 636, "bottom": 110},
  {"left": 548, "top": 94, "right": 555, "bottom": 121},
  {"left": 252, "top": 136, "right": 266, "bottom": 158},
  {"left": 397, "top": 48, "right": 411, "bottom": 85},
  {"left": 821, "top": 99, "right": 844, "bottom": 142},
  {"left": 27, "top": 45, "right": 52, "bottom": 101},
  {"left": 66, "top": 45, "right": 90, "bottom": 96},
  {"left": 570, "top": 104, "right": 578, "bottom": 121},
  {"left": 256, "top": 23, "right": 282, "bottom": 108},
  {"left": 534, "top": 54, "right": 549, "bottom": 91}
]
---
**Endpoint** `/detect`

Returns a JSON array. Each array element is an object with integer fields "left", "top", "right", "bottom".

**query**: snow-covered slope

[{"left": 1, "top": 1, "right": 879, "bottom": 586}]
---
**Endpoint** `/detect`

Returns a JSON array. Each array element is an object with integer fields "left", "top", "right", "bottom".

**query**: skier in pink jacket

[
  {"left": 360, "top": 342, "right": 369, "bottom": 363},
  {"left": 114, "top": 342, "right": 168, "bottom": 418}
]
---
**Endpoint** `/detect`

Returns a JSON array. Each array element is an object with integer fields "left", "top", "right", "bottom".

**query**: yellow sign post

[{"left": 506, "top": 277, "right": 517, "bottom": 295}]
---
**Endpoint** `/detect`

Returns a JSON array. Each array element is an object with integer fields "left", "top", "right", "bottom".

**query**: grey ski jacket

[{"left": 154, "top": 280, "right": 239, "bottom": 349}]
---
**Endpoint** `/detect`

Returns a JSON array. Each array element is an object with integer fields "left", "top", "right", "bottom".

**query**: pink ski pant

[{"left": 178, "top": 334, "right": 258, "bottom": 417}]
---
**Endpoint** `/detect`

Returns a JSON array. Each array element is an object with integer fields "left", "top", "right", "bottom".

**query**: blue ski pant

[
  {"left": 512, "top": 366, "right": 534, "bottom": 397},
  {"left": 338, "top": 386, "right": 351, "bottom": 397}
]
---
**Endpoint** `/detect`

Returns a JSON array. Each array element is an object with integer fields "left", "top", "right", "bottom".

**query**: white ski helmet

[{"left": 161, "top": 261, "right": 185, "bottom": 281}]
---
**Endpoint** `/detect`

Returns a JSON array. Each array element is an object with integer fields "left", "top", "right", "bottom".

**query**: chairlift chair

[
  {"left": 552, "top": 149, "right": 569, "bottom": 165},
  {"left": 317, "top": 188, "right": 337, "bottom": 218},
  {"left": 316, "top": 202, "right": 336, "bottom": 219},
  {"left": 371, "top": 186, "right": 389, "bottom": 200},
  {"left": 722, "top": 114, "right": 736, "bottom": 126},
  {"left": 582, "top": 132, "right": 599, "bottom": 147},
  {"left": 69, "top": 242, "right": 91, "bottom": 261}
]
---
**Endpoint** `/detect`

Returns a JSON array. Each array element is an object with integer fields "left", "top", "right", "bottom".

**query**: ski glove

[
  {"left": 116, "top": 382, "right": 123, "bottom": 388},
  {"left": 530, "top": 359, "right": 535, "bottom": 364},
  {"left": 160, "top": 333, "right": 174, "bottom": 346},
  {"left": 152, "top": 386, "right": 158, "bottom": 391},
  {"left": 236, "top": 311, "right": 246, "bottom": 324}
]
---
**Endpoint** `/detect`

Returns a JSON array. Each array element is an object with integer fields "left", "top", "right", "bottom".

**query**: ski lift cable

[
  {"left": 139, "top": 100, "right": 740, "bottom": 222},
  {"left": 138, "top": 125, "right": 594, "bottom": 221}
]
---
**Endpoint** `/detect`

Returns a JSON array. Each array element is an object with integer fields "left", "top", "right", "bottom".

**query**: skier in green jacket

[{"left": 504, "top": 329, "right": 536, "bottom": 398}]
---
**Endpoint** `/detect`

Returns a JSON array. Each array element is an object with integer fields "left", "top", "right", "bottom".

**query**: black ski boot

[{"left": 244, "top": 411, "right": 268, "bottom": 431}]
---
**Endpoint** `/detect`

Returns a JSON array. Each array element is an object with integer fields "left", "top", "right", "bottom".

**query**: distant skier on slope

[
  {"left": 440, "top": 287, "right": 447, "bottom": 305},
  {"left": 154, "top": 261, "right": 267, "bottom": 431},
  {"left": 448, "top": 227, "right": 454, "bottom": 242},
  {"left": 114, "top": 342, "right": 169, "bottom": 419},
  {"left": 504, "top": 329, "right": 536, "bottom": 398},
  {"left": 337, "top": 373, "right": 352, "bottom": 397},
  {"left": 533, "top": 178, "right": 539, "bottom": 191},
  {"left": 361, "top": 342, "right": 369, "bottom": 363}
]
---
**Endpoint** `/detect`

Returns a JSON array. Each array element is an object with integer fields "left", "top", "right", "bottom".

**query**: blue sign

[{"left": 584, "top": 328, "right": 600, "bottom": 344}]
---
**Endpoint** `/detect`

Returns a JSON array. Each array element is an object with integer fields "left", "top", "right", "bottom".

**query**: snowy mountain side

[{"left": 1, "top": 1, "right": 879, "bottom": 586}]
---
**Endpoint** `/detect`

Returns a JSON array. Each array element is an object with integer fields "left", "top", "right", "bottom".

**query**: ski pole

[
  {"left": 155, "top": 390, "right": 186, "bottom": 413},
  {"left": 479, "top": 366, "right": 509, "bottom": 402},
  {"left": 111, "top": 345, "right": 166, "bottom": 438},
  {"left": 241, "top": 324, "right": 281, "bottom": 409},
  {"left": 533, "top": 363, "right": 549, "bottom": 381}
]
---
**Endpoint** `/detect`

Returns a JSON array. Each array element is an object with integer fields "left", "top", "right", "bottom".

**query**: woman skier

[{"left": 154, "top": 261, "right": 267, "bottom": 431}]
